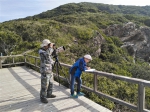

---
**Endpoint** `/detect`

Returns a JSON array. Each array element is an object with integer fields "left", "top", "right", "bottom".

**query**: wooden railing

[
  {"left": 0, "top": 54, "right": 150, "bottom": 112},
  {"left": 0, "top": 55, "right": 24, "bottom": 69}
]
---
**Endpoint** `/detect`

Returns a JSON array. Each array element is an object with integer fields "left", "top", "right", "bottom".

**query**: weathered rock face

[
  {"left": 105, "top": 22, "right": 150, "bottom": 62},
  {"left": 92, "top": 32, "right": 105, "bottom": 57},
  {"left": 105, "top": 22, "right": 136, "bottom": 37},
  {"left": 72, "top": 31, "right": 105, "bottom": 58},
  {"left": 86, "top": 31, "right": 105, "bottom": 57}
]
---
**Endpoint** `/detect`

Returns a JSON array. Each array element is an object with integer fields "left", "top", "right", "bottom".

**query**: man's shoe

[
  {"left": 41, "top": 97, "right": 48, "bottom": 103},
  {"left": 77, "top": 92, "right": 85, "bottom": 96},
  {"left": 70, "top": 94, "right": 78, "bottom": 98},
  {"left": 47, "top": 94, "right": 56, "bottom": 98}
]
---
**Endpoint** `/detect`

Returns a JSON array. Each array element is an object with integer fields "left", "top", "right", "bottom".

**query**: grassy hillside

[{"left": 1, "top": 2, "right": 150, "bottom": 111}]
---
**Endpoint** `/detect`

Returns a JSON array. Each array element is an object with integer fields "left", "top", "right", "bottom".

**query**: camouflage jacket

[
  {"left": 47, "top": 48, "right": 54, "bottom": 64},
  {"left": 39, "top": 48, "right": 53, "bottom": 74}
]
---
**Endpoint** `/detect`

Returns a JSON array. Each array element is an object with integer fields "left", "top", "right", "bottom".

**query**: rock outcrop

[
  {"left": 92, "top": 31, "right": 105, "bottom": 57},
  {"left": 105, "top": 22, "right": 150, "bottom": 62}
]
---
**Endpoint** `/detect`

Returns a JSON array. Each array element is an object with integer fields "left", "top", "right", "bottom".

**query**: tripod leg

[
  {"left": 53, "top": 61, "right": 60, "bottom": 86},
  {"left": 56, "top": 62, "right": 60, "bottom": 86}
]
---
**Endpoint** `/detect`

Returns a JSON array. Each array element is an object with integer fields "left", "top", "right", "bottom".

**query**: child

[{"left": 69, "top": 54, "right": 92, "bottom": 98}]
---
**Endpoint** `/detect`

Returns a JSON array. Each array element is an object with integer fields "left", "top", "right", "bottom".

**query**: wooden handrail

[
  {"left": 1, "top": 54, "right": 150, "bottom": 112},
  {"left": 0, "top": 55, "right": 24, "bottom": 68}
]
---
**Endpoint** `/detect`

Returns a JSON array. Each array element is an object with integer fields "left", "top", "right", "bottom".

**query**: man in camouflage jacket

[{"left": 39, "top": 39, "right": 56, "bottom": 103}]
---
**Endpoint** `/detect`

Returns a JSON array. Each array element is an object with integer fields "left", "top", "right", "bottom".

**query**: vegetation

[{"left": 1, "top": 2, "right": 150, "bottom": 111}]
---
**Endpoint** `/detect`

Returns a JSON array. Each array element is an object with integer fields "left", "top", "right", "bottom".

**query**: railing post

[
  {"left": 0, "top": 56, "right": 2, "bottom": 69},
  {"left": 94, "top": 73, "right": 97, "bottom": 91},
  {"left": 24, "top": 54, "right": 27, "bottom": 66},
  {"left": 12, "top": 57, "right": 15, "bottom": 64},
  {"left": 137, "top": 83, "right": 145, "bottom": 112},
  {"left": 35, "top": 58, "right": 37, "bottom": 67}
]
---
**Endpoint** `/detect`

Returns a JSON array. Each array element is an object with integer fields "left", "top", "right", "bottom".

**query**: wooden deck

[{"left": 0, "top": 66, "right": 112, "bottom": 112}]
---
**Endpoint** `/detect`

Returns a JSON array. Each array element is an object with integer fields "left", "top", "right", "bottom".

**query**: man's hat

[
  {"left": 84, "top": 54, "right": 92, "bottom": 60},
  {"left": 41, "top": 39, "right": 51, "bottom": 47}
]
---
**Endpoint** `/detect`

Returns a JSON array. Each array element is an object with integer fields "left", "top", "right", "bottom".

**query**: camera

[
  {"left": 56, "top": 46, "right": 65, "bottom": 54},
  {"left": 51, "top": 46, "right": 65, "bottom": 58}
]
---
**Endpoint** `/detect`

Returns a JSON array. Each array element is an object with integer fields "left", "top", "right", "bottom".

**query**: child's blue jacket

[{"left": 69, "top": 57, "right": 87, "bottom": 77}]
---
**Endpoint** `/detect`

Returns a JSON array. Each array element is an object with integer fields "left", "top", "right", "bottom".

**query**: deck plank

[{"left": 0, "top": 66, "right": 112, "bottom": 112}]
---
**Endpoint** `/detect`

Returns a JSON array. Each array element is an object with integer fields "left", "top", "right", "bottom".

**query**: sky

[{"left": 0, "top": 0, "right": 150, "bottom": 23}]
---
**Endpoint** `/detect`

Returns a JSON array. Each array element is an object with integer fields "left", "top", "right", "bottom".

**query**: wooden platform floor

[{"left": 0, "top": 66, "right": 112, "bottom": 112}]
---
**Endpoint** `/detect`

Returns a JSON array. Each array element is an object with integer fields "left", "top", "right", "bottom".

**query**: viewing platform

[
  {"left": 0, "top": 54, "right": 150, "bottom": 112},
  {"left": 0, "top": 66, "right": 112, "bottom": 112}
]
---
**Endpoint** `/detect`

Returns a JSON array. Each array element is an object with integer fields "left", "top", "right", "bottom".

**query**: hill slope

[
  {"left": 26, "top": 2, "right": 150, "bottom": 19},
  {"left": 1, "top": 2, "right": 150, "bottom": 111}
]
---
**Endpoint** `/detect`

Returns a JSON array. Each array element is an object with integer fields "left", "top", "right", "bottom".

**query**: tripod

[{"left": 52, "top": 55, "right": 70, "bottom": 86}]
